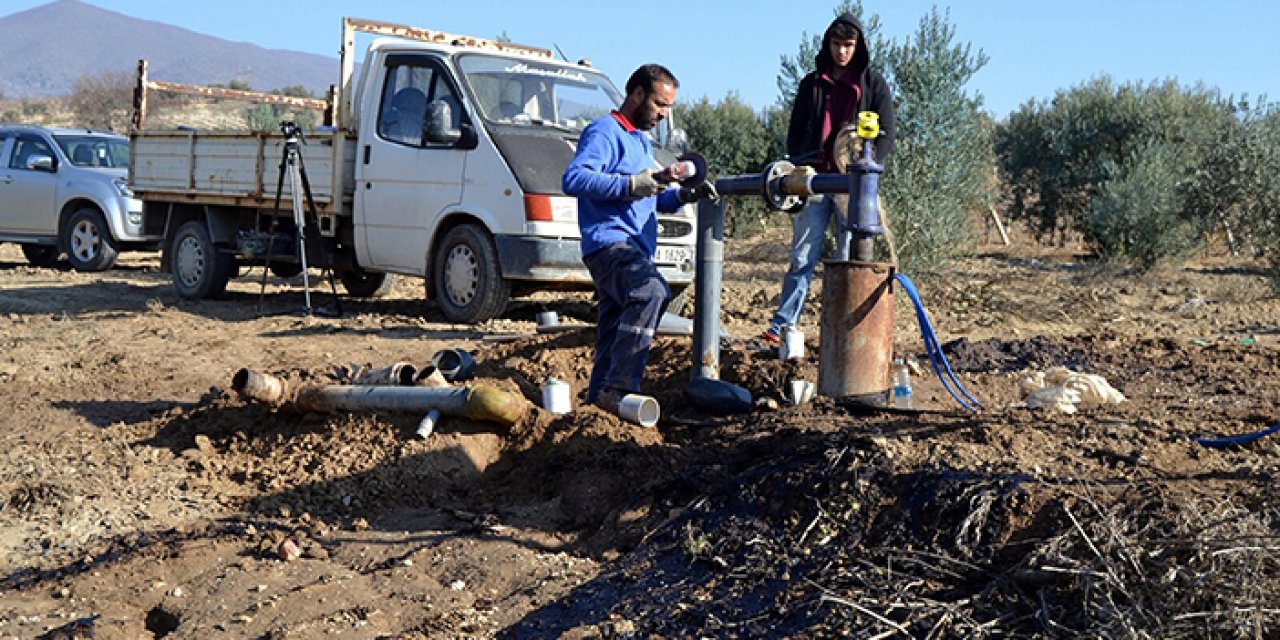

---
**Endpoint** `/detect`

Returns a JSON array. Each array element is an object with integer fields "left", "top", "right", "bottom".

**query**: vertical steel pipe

[
  {"left": 692, "top": 197, "right": 725, "bottom": 382},
  {"left": 687, "top": 197, "right": 752, "bottom": 414},
  {"left": 818, "top": 261, "right": 895, "bottom": 401}
]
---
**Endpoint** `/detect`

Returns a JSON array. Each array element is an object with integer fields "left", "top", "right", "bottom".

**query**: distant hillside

[{"left": 0, "top": 0, "right": 335, "bottom": 99}]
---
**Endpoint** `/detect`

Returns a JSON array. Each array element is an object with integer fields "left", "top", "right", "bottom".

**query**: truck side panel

[{"left": 131, "top": 132, "right": 356, "bottom": 215}]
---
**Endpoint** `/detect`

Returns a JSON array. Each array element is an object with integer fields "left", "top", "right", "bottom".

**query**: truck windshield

[
  {"left": 55, "top": 136, "right": 129, "bottom": 169},
  {"left": 457, "top": 54, "right": 622, "bottom": 133}
]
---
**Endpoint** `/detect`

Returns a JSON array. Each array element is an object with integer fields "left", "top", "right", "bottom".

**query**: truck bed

[{"left": 129, "top": 130, "right": 357, "bottom": 215}]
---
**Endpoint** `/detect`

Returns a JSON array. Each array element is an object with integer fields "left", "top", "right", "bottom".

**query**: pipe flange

[{"left": 761, "top": 161, "right": 804, "bottom": 212}]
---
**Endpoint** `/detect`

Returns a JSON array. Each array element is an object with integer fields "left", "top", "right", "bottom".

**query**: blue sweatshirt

[{"left": 562, "top": 111, "right": 682, "bottom": 258}]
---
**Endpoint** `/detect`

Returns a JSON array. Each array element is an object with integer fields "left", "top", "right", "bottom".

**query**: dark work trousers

[{"left": 582, "top": 241, "right": 671, "bottom": 404}]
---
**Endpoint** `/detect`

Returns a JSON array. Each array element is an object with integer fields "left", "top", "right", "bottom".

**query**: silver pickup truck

[{"left": 0, "top": 125, "right": 160, "bottom": 270}]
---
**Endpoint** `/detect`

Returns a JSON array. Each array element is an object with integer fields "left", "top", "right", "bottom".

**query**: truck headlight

[{"left": 112, "top": 177, "right": 134, "bottom": 198}]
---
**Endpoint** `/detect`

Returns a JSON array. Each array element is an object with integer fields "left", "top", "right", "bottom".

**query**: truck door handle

[{"left": 363, "top": 145, "right": 371, "bottom": 165}]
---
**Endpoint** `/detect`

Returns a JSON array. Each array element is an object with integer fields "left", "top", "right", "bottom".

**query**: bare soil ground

[{"left": 1, "top": 230, "right": 1278, "bottom": 639}]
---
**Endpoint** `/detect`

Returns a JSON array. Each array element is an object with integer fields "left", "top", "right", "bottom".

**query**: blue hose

[
  {"left": 895, "top": 273, "right": 983, "bottom": 412},
  {"left": 1194, "top": 423, "right": 1280, "bottom": 448}
]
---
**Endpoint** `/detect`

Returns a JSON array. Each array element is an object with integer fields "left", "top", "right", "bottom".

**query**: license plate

[{"left": 655, "top": 245, "right": 693, "bottom": 265}]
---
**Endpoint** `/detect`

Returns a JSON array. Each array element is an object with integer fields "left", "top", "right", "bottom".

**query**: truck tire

[
  {"left": 433, "top": 224, "right": 509, "bottom": 323},
  {"left": 21, "top": 244, "right": 60, "bottom": 267},
  {"left": 171, "top": 220, "right": 234, "bottom": 299},
  {"left": 62, "top": 207, "right": 118, "bottom": 272},
  {"left": 340, "top": 268, "right": 395, "bottom": 298}
]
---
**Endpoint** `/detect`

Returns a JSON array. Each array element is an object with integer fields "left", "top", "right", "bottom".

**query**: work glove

[
  {"left": 677, "top": 181, "right": 716, "bottom": 204},
  {"left": 628, "top": 169, "right": 662, "bottom": 198}
]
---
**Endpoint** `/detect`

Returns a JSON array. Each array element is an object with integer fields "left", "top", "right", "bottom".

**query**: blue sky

[{"left": 7, "top": 0, "right": 1278, "bottom": 118}]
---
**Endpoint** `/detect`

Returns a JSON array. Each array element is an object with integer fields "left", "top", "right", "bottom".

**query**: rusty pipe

[
  {"left": 232, "top": 369, "right": 527, "bottom": 426},
  {"left": 817, "top": 261, "right": 895, "bottom": 401}
]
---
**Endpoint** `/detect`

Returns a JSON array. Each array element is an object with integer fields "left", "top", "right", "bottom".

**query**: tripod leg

[
  {"left": 295, "top": 145, "right": 343, "bottom": 317},
  {"left": 286, "top": 152, "right": 313, "bottom": 314}
]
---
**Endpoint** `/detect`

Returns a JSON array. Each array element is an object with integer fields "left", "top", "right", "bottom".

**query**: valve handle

[{"left": 856, "top": 111, "right": 880, "bottom": 140}]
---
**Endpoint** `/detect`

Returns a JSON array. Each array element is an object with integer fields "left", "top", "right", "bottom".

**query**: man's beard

[{"left": 635, "top": 101, "right": 660, "bottom": 130}]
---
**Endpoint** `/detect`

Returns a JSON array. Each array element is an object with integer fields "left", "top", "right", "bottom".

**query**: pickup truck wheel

[
  {"left": 63, "top": 207, "right": 118, "bottom": 272},
  {"left": 434, "top": 224, "right": 509, "bottom": 323},
  {"left": 172, "top": 220, "right": 234, "bottom": 299},
  {"left": 340, "top": 268, "right": 394, "bottom": 298},
  {"left": 21, "top": 244, "right": 60, "bottom": 267}
]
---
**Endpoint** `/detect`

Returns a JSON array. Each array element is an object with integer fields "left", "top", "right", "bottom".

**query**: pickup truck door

[
  {"left": 355, "top": 54, "right": 468, "bottom": 274},
  {"left": 0, "top": 134, "right": 59, "bottom": 235}
]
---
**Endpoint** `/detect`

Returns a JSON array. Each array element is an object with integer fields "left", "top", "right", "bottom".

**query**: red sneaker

[{"left": 761, "top": 325, "right": 782, "bottom": 345}]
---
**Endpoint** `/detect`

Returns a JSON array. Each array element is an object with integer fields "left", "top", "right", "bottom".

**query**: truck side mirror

[
  {"left": 425, "top": 99, "right": 463, "bottom": 145},
  {"left": 26, "top": 154, "right": 55, "bottom": 172}
]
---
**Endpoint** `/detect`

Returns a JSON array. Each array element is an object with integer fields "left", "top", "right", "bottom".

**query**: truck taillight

[
  {"left": 523, "top": 194, "right": 576, "bottom": 222},
  {"left": 524, "top": 194, "right": 554, "bottom": 221}
]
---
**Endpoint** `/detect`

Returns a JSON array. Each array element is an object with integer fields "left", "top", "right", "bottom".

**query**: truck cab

[{"left": 351, "top": 37, "right": 696, "bottom": 322}]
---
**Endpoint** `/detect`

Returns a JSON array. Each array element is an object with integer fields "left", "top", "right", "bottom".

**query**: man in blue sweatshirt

[{"left": 562, "top": 63, "right": 693, "bottom": 413}]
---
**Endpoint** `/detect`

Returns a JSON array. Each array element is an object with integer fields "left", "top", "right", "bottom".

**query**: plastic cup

[
  {"left": 541, "top": 378, "right": 572, "bottom": 415},
  {"left": 617, "top": 394, "right": 660, "bottom": 428},
  {"left": 790, "top": 380, "right": 815, "bottom": 405}
]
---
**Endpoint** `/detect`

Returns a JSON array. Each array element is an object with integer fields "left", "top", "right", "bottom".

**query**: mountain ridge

[{"left": 0, "top": 0, "right": 335, "bottom": 99}]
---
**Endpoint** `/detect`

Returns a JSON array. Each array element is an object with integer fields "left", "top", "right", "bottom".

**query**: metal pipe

[
  {"left": 817, "top": 261, "right": 895, "bottom": 401},
  {"left": 350, "top": 361, "right": 417, "bottom": 386},
  {"left": 233, "top": 368, "right": 288, "bottom": 404},
  {"left": 841, "top": 144, "right": 885, "bottom": 263},
  {"left": 688, "top": 198, "right": 752, "bottom": 414},
  {"left": 692, "top": 197, "right": 725, "bottom": 382},
  {"left": 233, "top": 369, "right": 527, "bottom": 426}
]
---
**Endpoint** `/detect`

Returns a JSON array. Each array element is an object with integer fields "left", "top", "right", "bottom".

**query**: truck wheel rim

[
  {"left": 176, "top": 235, "right": 206, "bottom": 288},
  {"left": 444, "top": 244, "right": 478, "bottom": 306},
  {"left": 70, "top": 219, "right": 101, "bottom": 261}
]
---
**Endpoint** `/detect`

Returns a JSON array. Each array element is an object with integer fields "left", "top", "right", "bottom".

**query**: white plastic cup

[
  {"left": 536, "top": 311, "right": 558, "bottom": 328},
  {"left": 541, "top": 378, "right": 572, "bottom": 415},
  {"left": 780, "top": 325, "right": 804, "bottom": 360},
  {"left": 617, "top": 394, "right": 660, "bottom": 428},
  {"left": 790, "top": 379, "right": 815, "bottom": 405}
]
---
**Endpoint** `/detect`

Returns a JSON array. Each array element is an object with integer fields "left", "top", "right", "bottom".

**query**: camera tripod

[{"left": 258, "top": 121, "right": 341, "bottom": 317}]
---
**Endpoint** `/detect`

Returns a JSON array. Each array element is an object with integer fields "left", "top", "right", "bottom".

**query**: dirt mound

[{"left": 4, "top": 240, "right": 1280, "bottom": 638}]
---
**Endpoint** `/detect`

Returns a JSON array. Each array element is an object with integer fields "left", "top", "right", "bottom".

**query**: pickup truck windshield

[
  {"left": 55, "top": 136, "right": 129, "bottom": 169},
  {"left": 457, "top": 54, "right": 622, "bottom": 133}
]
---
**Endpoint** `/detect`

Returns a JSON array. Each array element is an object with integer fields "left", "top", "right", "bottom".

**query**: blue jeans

[
  {"left": 771, "top": 194, "right": 836, "bottom": 328},
  {"left": 582, "top": 241, "right": 670, "bottom": 403}
]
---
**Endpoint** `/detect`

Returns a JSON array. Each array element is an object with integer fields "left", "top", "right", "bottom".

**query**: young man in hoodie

[
  {"left": 762, "top": 12, "right": 896, "bottom": 344},
  {"left": 562, "top": 63, "right": 697, "bottom": 414}
]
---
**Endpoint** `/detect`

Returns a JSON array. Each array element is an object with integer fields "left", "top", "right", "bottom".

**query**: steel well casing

[{"left": 818, "top": 260, "right": 895, "bottom": 401}]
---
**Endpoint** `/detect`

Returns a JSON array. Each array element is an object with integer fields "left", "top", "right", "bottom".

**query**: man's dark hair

[
  {"left": 827, "top": 20, "right": 859, "bottom": 41},
  {"left": 625, "top": 64, "right": 679, "bottom": 96}
]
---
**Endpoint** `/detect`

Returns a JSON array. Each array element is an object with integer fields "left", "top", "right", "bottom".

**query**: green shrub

[
  {"left": 995, "top": 77, "right": 1242, "bottom": 262},
  {"left": 1083, "top": 142, "right": 1196, "bottom": 266}
]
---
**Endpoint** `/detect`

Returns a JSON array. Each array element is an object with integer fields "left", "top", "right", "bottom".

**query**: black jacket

[{"left": 786, "top": 13, "right": 896, "bottom": 167}]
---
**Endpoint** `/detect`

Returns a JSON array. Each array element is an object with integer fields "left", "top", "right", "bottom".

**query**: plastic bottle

[{"left": 891, "top": 358, "right": 913, "bottom": 409}]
